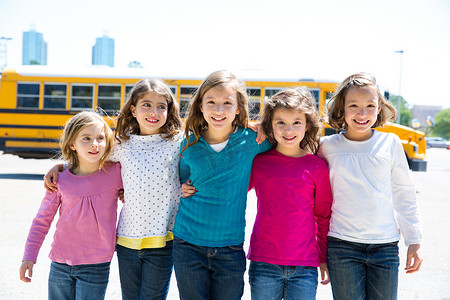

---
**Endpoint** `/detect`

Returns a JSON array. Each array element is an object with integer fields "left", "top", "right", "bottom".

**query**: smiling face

[
  {"left": 272, "top": 108, "right": 308, "bottom": 157},
  {"left": 131, "top": 92, "right": 168, "bottom": 135},
  {"left": 344, "top": 86, "right": 381, "bottom": 141},
  {"left": 70, "top": 122, "right": 107, "bottom": 173},
  {"left": 200, "top": 83, "right": 240, "bottom": 135}
]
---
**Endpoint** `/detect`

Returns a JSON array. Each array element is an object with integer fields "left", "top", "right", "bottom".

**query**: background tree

[
  {"left": 432, "top": 108, "right": 450, "bottom": 139},
  {"left": 128, "top": 61, "right": 143, "bottom": 68},
  {"left": 388, "top": 94, "right": 412, "bottom": 127}
]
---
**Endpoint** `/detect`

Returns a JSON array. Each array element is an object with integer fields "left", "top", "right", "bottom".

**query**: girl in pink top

[
  {"left": 19, "top": 111, "right": 123, "bottom": 300},
  {"left": 248, "top": 88, "right": 333, "bottom": 300}
]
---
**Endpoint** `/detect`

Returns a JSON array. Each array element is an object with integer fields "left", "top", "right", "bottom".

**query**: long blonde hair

[
  {"left": 327, "top": 72, "right": 396, "bottom": 130},
  {"left": 115, "top": 79, "right": 182, "bottom": 142},
  {"left": 181, "top": 70, "right": 249, "bottom": 155},
  {"left": 262, "top": 87, "right": 321, "bottom": 154},
  {"left": 60, "top": 111, "right": 114, "bottom": 172}
]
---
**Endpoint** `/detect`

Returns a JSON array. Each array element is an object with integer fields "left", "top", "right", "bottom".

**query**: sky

[{"left": 1, "top": 0, "right": 449, "bottom": 109}]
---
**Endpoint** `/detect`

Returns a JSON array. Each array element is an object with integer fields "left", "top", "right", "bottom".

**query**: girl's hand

[
  {"left": 19, "top": 260, "right": 34, "bottom": 283},
  {"left": 182, "top": 180, "right": 197, "bottom": 198},
  {"left": 43, "top": 164, "right": 64, "bottom": 193},
  {"left": 118, "top": 189, "right": 125, "bottom": 203},
  {"left": 405, "top": 244, "right": 423, "bottom": 274},
  {"left": 319, "top": 263, "right": 330, "bottom": 285},
  {"left": 248, "top": 122, "right": 266, "bottom": 144}
]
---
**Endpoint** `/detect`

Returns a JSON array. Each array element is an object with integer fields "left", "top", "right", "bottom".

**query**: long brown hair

[
  {"left": 181, "top": 70, "right": 249, "bottom": 155},
  {"left": 115, "top": 79, "right": 182, "bottom": 142},
  {"left": 262, "top": 87, "right": 321, "bottom": 154},
  {"left": 327, "top": 72, "right": 396, "bottom": 130}
]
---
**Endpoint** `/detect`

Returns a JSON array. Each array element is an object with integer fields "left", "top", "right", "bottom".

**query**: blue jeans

[
  {"left": 327, "top": 237, "right": 400, "bottom": 300},
  {"left": 48, "top": 261, "right": 110, "bottom": 300},
  {"left": 249, "top": 260, "right": 318, "bottom": 300},
  {"left": 116, "top": 242, "right": 173, "bottom": 300},
  {"left": 172, "top": 236, "right": 246, "bottom": 300}
]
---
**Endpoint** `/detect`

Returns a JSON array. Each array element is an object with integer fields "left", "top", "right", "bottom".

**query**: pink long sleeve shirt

[
  {"left": 247, "top": 149, "right": 332, "bottom": 267},
  {"left": 22, "top": 163, "right": 123, "bottom": 266}
]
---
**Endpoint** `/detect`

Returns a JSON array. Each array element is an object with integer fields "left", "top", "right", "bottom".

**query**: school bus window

[
  {"left": 180, "top": 86, "right": 197, "bottom": 118},
  {"left": 247, "top": 88, "right": 261, "bottom": 119},
  {"left": 71, "top": 84, "right": 94, "bottom": 110},
  {"left": 264, "top": 88, "right": 281, "bottom": 101},
  {"left": 17, "top": 83, "right": 40, "bottom": 108},
  {"left": 169, "top": 86, "right": 177, "bottom": 97},
  {"left": 44, "top": 84, "right": 67, "bottom": 109},
  {"left": 125, "top": 84, "right": 134, "bottom": 100},
  {"left": 309, "top": 88, "right": 319, "bottom": 109},
  {"left": 98, "top": 85, "right": 121, "bottom": 112},
  {"left": 325, "top": 92, "right": 333, "bottom": 107}
]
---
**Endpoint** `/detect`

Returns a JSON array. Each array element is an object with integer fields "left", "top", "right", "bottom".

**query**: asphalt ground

[{"left": 1, "top": 148, "right": 449, "bottom": 299}]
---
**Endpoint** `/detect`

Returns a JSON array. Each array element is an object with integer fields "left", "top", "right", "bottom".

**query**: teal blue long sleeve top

[{"left": 174, "top": 127, "right": 271, "bottom": 247}]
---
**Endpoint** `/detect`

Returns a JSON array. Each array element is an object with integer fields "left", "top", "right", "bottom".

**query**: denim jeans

[
  {"left": 327, "top": 237, "right": 400, "bottom": 300},
  {"left": 116, "top": 242, "right": 173, "bottom": 300},
  {"left": 249, "top": 260, "right": 318, "bottom": 300},
  {"left": 48, "top": 261, "right": 110, "bottom": 300},
  {"left": 172, "top": 236, "right": 246, "bottom": 300}
]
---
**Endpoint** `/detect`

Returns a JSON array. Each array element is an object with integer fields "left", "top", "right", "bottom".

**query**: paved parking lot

[{"left": 1, "top": 148, "right": 449, "bottom": 299}]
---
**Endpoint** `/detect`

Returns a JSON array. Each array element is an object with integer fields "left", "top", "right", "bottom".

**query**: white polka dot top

[{"left": 108, "top": 133, "right": 182, "bottom": 239}]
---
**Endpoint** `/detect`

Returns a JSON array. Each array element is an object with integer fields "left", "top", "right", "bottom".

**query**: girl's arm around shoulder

[
  {"left": 247, "top": 122, "right": 266, "bottom": 144},
  {"left": 43, "top": 163, "right": 65, "bottom": 192},
  {"left": 105, "top": 140, "right": 123, "bottom": 163},
  {"left": 240, "top": 127, "right": 271, "bottom": 153}
]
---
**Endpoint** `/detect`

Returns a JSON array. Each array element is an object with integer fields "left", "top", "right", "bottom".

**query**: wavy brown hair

[
  {"left": 60, "top": 111, "right": 114, "bottom": 172},
  {"left": 326, "top": 72, "right": 396, "bottom": 131},
  {"left": 115, "top": 79, "right": 182, "bottom": 142},
  {"left": 262, "top": 87, "right": 321, "bottom": 154},
  {"left": 181, "top": 70, "right": 249, "bottom": 155}
]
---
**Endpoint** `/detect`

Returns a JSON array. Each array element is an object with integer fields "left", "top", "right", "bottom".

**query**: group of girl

[{"left": 19, "top": 70, "right": 423, "bottom": 300}]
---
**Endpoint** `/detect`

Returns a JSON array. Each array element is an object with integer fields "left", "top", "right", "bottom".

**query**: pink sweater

[
  {"left": 247, "top": 150, "right": 332, "bottom": 267},
  {"left": 23, "top": 163, "right": 123, "bottom": 266}
]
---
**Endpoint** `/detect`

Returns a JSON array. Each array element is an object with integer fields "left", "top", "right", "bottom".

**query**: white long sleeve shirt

[{"left": 319, "top": 130, "right": 422, "bottom": 246}]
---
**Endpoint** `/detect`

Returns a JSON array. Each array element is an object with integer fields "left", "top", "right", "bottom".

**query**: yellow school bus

[{"left": 0, "top": 66, "right": 426, "bottom": 170}]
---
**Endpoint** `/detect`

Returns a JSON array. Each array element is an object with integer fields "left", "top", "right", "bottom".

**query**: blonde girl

[
  {"left": 247, "top": 88, "right": 332, "bottom": 300},
  {"left": 319, "top": 72, "right": 423, "bottom": 300},
  {"left": 20, "top": 111, "right": 123, "bottom": 300},
  {"left": 44, "top": 79, "right": 183, "bottom": 300},
  {"left": 173, "top": 70, "right": 271, "bottom": 300}
]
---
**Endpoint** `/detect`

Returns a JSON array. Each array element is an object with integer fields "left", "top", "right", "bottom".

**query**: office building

[
  {"left": 22, "top": 29, "right": 47, "bottom": 65},
  {"left": 92, "top": 35, "right": 114, "bottom": 67}
]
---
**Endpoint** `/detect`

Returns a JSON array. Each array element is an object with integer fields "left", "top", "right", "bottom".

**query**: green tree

[
  {"left": 128, "top": 61, "right": 143, "bottom": 68},
  {"left": 388, "top": 95, "right": 412, "bottom": 127},
  {"left": 433, "top": 109, "right": 450, "bottom": 139}
]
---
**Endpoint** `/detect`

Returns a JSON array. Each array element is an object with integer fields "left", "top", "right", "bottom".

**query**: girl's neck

[
  {"left": 72, "top": 161, "right": 101, "bottom": 176},
  {"left": 344, "top": 129, "right": 374, "bottom": 141},
  {"left": 202, "top": 126, "right": 235, "bottom": 144},
  {"left": 276, "top": 145, "right": 307, "bottom": 158}
]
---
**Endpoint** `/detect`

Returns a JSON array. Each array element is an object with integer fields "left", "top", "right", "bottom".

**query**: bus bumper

[{"left": 408, "top": 159, "right": 427, "bottom": 172}]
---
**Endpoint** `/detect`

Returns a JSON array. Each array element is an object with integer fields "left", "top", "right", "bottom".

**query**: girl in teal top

[{"left": 172, "top": 70, "right": 270, "bottom": 300}]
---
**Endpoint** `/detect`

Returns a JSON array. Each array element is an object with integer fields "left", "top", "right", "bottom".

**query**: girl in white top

[
  {"left": 319, "top": 72, "right": 423, "bottom": 300},
  {"left": 44, "top": 79, "right": 183, "bottom": 300}
]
